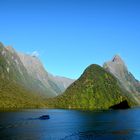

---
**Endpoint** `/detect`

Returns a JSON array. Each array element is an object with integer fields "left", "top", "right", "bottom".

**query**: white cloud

[{"left": 31, "top": 51, "right": 39, "bottom": 57}]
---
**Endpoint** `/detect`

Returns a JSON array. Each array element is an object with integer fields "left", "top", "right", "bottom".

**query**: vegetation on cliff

[{"left": 47, "top": 64, "right": 135, "bottom": 110}]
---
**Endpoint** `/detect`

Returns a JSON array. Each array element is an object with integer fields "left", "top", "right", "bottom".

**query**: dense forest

[{"left": 46, "top": 64, "right": 135, "bottom": 110}]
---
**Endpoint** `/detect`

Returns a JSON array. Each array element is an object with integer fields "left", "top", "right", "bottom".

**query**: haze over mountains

[{"left": 18, "top": 52, "right": 74, "bottom": 96}]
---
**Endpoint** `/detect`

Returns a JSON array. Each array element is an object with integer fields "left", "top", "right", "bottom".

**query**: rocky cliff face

[
  {"left": 103, "top": 55, "right": 128, "bottom": 80},
  {"left": 0, "top": 42, "right": 74, "bottom": 109},
  {"left": 103, "top": 55, "right": 140, "bottom": 105},
  {"left": 0, "top": 43, "right": 73, "bottom": 97},
  {"left": 0, "top": 43, "right": 50, "bottom": 108},
  {"left": 18, "top": 52, "right": 74, "bottom": 96}
]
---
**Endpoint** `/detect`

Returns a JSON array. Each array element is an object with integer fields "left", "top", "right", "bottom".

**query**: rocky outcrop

[{"left": 104, "top": 55, "right": 140, "bottom": 105}]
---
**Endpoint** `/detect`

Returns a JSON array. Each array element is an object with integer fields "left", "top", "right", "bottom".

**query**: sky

[{"left": 0, "top": 0, "right": 140, "bottom": 79}]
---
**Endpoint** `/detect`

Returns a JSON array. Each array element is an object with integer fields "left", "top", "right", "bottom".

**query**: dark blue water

[{"left": 0, "top": 108, "right": 140, "bottom": 140}]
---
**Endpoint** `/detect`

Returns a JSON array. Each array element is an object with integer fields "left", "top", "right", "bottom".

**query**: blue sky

[{"left": 0, "top": 0, "right": 140, "bottom": 79}]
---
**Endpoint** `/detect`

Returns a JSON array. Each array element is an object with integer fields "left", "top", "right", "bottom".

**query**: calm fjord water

[{"left": 0, "top": 108, "right": 140, "bottom": 140}]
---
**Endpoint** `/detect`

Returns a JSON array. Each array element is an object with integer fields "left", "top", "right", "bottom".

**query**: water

[{"left": 0, "top": 108, "right": 140, "bottom": 140}]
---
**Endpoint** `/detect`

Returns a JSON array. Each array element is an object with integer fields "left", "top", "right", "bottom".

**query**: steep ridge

[
  {"left": 103, "top": 55, "right": 140, "bottom": 105},
  {"left": 18, "top": 52, "right": 74, "bottom": 95},
  {"left": 5, "top": 46, "right": 56, "bottom": 97},
  {"left": 1, "top": 42, "right": 138, "bottom": 110},
  {"left": 0, "top": 43, "right": 48, "bottom": 108},
  {"left": 47, "top": 64, "right": 135, "bottom": 110},
  {"left": 0, "top": 42, "right": 74, "bottom": 109}
]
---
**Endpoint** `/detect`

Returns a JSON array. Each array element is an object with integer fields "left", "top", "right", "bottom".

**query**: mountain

[
  {"left": 103, "top": 55, "right": 140, "bottom": 105},
  {"left": 0, "top": 42, "right": 74, "bottom": 109},
  {"left": 0, "top": 43, "right": 48, "bottom": 109},
  {"left": 47, "top": 64, "right": 135, "bottom": 110},
  {"left": 18, "top": 52, "right": 74, "bottom": 96},
  {"left": 0, "top": 41, "right": 138, "bottom": 110},
  {"left": 48, "top": 74, "right": 75, "bottom": 92}
]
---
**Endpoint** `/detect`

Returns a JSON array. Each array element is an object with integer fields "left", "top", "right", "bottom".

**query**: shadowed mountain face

[
  {"left": 0, "top": 42, "right": 74, "bottom": 109},
  {"left": 103, "top": 55, "right": 140, "bottom": 105},
  {"left": 47, "top": 64, "right": 134, "bottom": 110}
]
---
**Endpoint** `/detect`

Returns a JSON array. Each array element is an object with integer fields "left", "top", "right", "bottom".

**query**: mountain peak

[
  {"left": 112, "top": 55, "right": 123, "bottom": 62},
  {"left": 111, "top": 55, "right": 125, "bottom": 65}
]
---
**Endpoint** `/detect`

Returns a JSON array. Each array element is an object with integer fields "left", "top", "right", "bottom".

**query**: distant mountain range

[
  {"left": 47, "top": 55, "right": 140, "bottom": 110},
  {"left": 0, "top": 41, "right": 140, "bottom": 110},
  {"left": 0, "top": 42, "right": 74, "bottom": 109}
]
